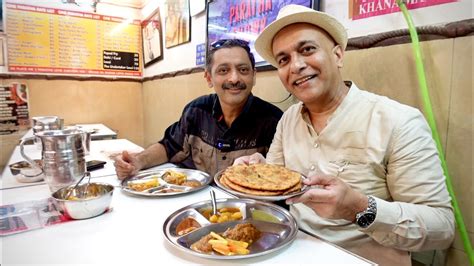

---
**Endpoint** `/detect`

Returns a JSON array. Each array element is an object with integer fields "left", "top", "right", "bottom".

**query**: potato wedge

[
  {"left": 228, "top": 243, "right": 250, "bottom": 255},
  {"left": 210, "top": 231, "right": 226, "bottom": 241},
  {"left": 208, "top": 239, "right": 228, "bottom": 246},
  {"left": 226, "top": 238, "right": 249, "bottom": 248},
  {"left": 212, "top": 243, "right": 233, "bottom": 256}
]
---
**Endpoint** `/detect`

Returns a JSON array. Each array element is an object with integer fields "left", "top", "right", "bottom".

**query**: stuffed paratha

[{"left": 224, "top": 164, "right": 301, "bottom": 191}]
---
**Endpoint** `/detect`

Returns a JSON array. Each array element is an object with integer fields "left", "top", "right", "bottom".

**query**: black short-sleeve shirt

[{"left": 159, "top": 93, "right": 283, "bottom": 176}]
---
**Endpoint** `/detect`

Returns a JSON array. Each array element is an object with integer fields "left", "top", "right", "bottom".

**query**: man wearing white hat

[{"left": 236, "top": 4, "right": 454, "bottom": 265}]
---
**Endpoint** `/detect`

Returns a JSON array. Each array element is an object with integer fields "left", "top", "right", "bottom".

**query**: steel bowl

[
  {"left": 9, "top": 160, "right": 43, "bottom": 175},
  {"left": 52, "top": 182, "right": 114, "bottom": 220}
]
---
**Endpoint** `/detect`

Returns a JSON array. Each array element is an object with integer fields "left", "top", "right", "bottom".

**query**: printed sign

[
  {"left": 349, "top": 0, "right": 458, "bottom": 20},
  {"left": 207, "top": 0, "right": 314, "bottom": 66},
  {"left": 0, "top": 83, "right": 30, "bottom": 135},
  {"left": 5, "top": 3, "right": 142, "bottom": 76},
  {"left": 196, "top": 43, "right": 206, "bottom": 66}
]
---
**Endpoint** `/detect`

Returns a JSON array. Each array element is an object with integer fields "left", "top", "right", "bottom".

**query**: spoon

[
  {"left": 210, "top": 190, "right": 219, "bottom": 216},
  {"left": 65, "top": 172, "right": 90, "bottom": 199}
]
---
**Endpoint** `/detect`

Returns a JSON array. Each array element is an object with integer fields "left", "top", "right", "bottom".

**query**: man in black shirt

[{"left": 114, "top": 39, "right": 283, "bottom": 179}]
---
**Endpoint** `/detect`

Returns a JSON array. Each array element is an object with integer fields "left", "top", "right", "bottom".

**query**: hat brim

[{"left": 255, "top": 10, "right": 347, "bottom": 68}]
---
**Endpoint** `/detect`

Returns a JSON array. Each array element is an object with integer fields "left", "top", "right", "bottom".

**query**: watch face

[{"left": 357, "top": 212, "right": 376, "bottom": 228}]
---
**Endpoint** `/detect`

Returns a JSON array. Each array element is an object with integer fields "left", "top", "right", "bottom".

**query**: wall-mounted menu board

[{"left": 5, "top": 3, "right": 142, "bottom": 77}]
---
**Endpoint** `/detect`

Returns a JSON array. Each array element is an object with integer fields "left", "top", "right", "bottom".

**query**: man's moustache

[{"left": 222, "top": 82, "right": 246, "bottom": 90}]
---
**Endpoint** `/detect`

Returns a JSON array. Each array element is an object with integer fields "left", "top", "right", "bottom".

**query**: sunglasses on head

[{"left": 210, "top": 39, "right": 250, "bottom": 50}]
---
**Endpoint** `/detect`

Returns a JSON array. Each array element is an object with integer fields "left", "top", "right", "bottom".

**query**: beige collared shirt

[{"left": 266, "top": 82, "right": 455, "bottom": 265}]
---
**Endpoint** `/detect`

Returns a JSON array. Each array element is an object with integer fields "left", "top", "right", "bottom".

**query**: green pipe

[{"left": 396, "top": 1, "right": 473, "bottom": 264}]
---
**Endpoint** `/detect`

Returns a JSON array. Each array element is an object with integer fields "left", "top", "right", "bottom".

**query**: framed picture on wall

[
  {"left": 207, "top": 0, "right": 319, "bottom": 68},
  {"left": 165, "top": 0, "right": 191, "bottom": 48},
  {"left": 0, "top": 37, "right": 4, "bottom": 66},
  {"left": 142, "top": 7, "right": 164, "bottom": 67}
]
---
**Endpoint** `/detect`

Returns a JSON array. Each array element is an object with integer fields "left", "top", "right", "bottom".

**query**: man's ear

[
  {"left": 204, "top": 70, "right": 213, "bottom": 88},
  {"left": 332, "top": 45, "right": 344, "bottom": 68}
]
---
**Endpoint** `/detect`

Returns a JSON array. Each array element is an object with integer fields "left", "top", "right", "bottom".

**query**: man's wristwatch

[{"left": 355, "top": 195, "right": 377, "bottom": 228}]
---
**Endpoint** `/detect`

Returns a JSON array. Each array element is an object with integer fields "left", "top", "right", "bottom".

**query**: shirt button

[
  {"left": 310, "top": 165, "right": 315, "bottom": 171},
  {"left": 313, "top": 142, "right": 319, "bottom": 148}
]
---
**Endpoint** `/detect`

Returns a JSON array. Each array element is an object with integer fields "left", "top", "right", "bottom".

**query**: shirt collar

[
  {"left": 212, "top": 93, "right": 255, "bottom": 121},
  {"left": 299, "top": 81, "right": 359, "bottom": 122}
]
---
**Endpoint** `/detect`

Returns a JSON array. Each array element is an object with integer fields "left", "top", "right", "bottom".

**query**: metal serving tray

[
  {"left": 163, "top": 198, "right": 298, "bottom": 259},
  {"left": 121, "top": 168, "right": 212, "bottom": 197}
]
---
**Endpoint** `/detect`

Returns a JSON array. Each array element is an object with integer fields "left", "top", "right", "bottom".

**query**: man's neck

[{"left": 306, "top": 82, "right": 349, "bottom": 133}]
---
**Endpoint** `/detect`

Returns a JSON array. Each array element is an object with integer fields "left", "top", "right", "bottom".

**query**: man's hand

[
  {"left": 113, "top": 151, "right": 142, "bottom": 180},
  {"left": 286, "top": 175, "right": 368, "bottom": 221},
  {"left": 233, "top": 152, "right": 266, "bottom": 165}
]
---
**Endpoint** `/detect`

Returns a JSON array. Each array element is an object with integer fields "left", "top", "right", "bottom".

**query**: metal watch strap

[
  {"left": 355, "top": 195, "right": 377, "bottom": 228},
  {"left": 366, "top": 195, "right": 377, "bottom": 214}
]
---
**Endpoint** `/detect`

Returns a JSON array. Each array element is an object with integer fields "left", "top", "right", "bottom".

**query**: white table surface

[
  {"left": 75, "top": 123, "right": 118, "bottom": 140},
  {"left": 21, "top": 123, "right": 118, "bottom": 141},
  {"left": 0, "top": 173, "right": 374, "bottom": 265},
  {"left": 1, "top": 139, "right": 143, "bottom": 190}
]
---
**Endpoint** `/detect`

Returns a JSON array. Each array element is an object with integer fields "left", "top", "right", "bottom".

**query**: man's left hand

[{"left": 286, "top": 175, "right": 368, "bottom": 221}]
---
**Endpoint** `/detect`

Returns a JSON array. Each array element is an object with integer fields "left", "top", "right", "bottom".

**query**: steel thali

[
  {"left": 163, "top": 198, "right": 298, "bottom": 259},
  {"left": 121, "top": 168, "right": 212, "bottom": 197}
]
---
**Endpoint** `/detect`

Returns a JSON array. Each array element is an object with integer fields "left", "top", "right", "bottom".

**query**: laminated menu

[{"left": 0, "top": 198, "right": 71, "bottom": 236}]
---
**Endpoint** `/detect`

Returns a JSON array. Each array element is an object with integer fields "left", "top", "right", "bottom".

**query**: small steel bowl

[
  {"left": 9, "top": 160, "right": 42, "bottom": 175},
  {"left": 52, "top": 182, "right": 114, "bottom": 220}
]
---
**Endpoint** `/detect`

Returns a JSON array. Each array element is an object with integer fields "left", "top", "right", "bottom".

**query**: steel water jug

[{"left": 20, "top": 128, "right": 87, "bottom": 192}]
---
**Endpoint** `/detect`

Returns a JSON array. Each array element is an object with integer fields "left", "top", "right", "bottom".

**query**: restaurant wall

[
  {"left": 141, "top": 36, "right": 473, "bottom": 265},
  {"left": 141, "top": 70, "right": 296, "bottom": 147},
  {"left": 0, "top": 77, "right": 144, "bottom": 144}
]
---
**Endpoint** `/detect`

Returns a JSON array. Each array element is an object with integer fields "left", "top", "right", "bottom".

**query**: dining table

[{"left": 1, "top": 137, "right": 376, "bottom": 265}]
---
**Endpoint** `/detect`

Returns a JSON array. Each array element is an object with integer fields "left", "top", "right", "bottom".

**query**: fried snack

[
  {"left": 222, "top": 223, "right": 261, "bottom": 244},
  {"left": 128, "top": 177, "right": 159, "bottom": 192},
  {"left": 190, "top": 234, "right": 214, "bottom": 253},
  {"left": 163, "top": 170, "right": 187, "bottom": 185},
  {"left": 181, "top": 180, "right": 201, "bottom": 188},
  {"left": 191, "top": 223, "right": 260, "bottom": 256},
  {"left": 221, "top": 164, "right": 302, "bottom": 196}
]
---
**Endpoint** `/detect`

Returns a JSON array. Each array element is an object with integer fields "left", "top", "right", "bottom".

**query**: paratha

[
  {"left": 221, "top": 174, "right": 283, "bottom": 196},
  {"left": 224, "top": 164, "right": 301, "bottom": 191}
]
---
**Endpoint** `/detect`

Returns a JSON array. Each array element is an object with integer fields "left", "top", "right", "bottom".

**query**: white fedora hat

[{"left": 255, "top": 4, "right": 348, "bottom": 67}]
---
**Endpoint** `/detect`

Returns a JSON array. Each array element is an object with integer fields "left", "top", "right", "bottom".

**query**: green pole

[{"left": 395, "top": 1, "right": 473, "bottom": 264}]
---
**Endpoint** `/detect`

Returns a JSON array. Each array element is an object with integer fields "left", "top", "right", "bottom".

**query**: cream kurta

[{"left": 266, "top": 82, "right": 455, "bottom": 265}]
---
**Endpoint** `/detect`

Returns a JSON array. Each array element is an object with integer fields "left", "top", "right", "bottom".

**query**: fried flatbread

[
  {"left": 221, "top": 175, "right": 283, "bottom": 196},
  {"left": 225, "top": 164, "right": 301, "bottom": 191}
]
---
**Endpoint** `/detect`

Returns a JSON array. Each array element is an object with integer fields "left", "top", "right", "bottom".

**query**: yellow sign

[{"left": 6, "top": 3, "right": 142, "bottom": 77}]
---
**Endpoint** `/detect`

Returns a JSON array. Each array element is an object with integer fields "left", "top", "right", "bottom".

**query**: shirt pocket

[
  {"left": 191, "top": 145, "right": 214, "bottom": 169},
  {"left": 326, "top": 147, "right": 374, "bottom": 191}
]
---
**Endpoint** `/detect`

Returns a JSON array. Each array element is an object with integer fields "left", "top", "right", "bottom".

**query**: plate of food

[
  {"left": 121, "top": 168, "right": 212, "bottom": 197},
  {"left": 214, "top": 164, "right": 309, "bottom": 201},
  {"left": 163, "top": 198, "right": 298, "bottom": 259}
]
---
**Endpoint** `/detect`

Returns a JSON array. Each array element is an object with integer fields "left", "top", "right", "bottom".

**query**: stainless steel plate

[
  {"left": 163, "top": 198, "right": 298, "bottom": 259},
  {"left": 121, "top": 168, "right": 212, "bottom": 197},
  {"left": 214, "top": 169, "right": 309, "bottom": 201}
]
